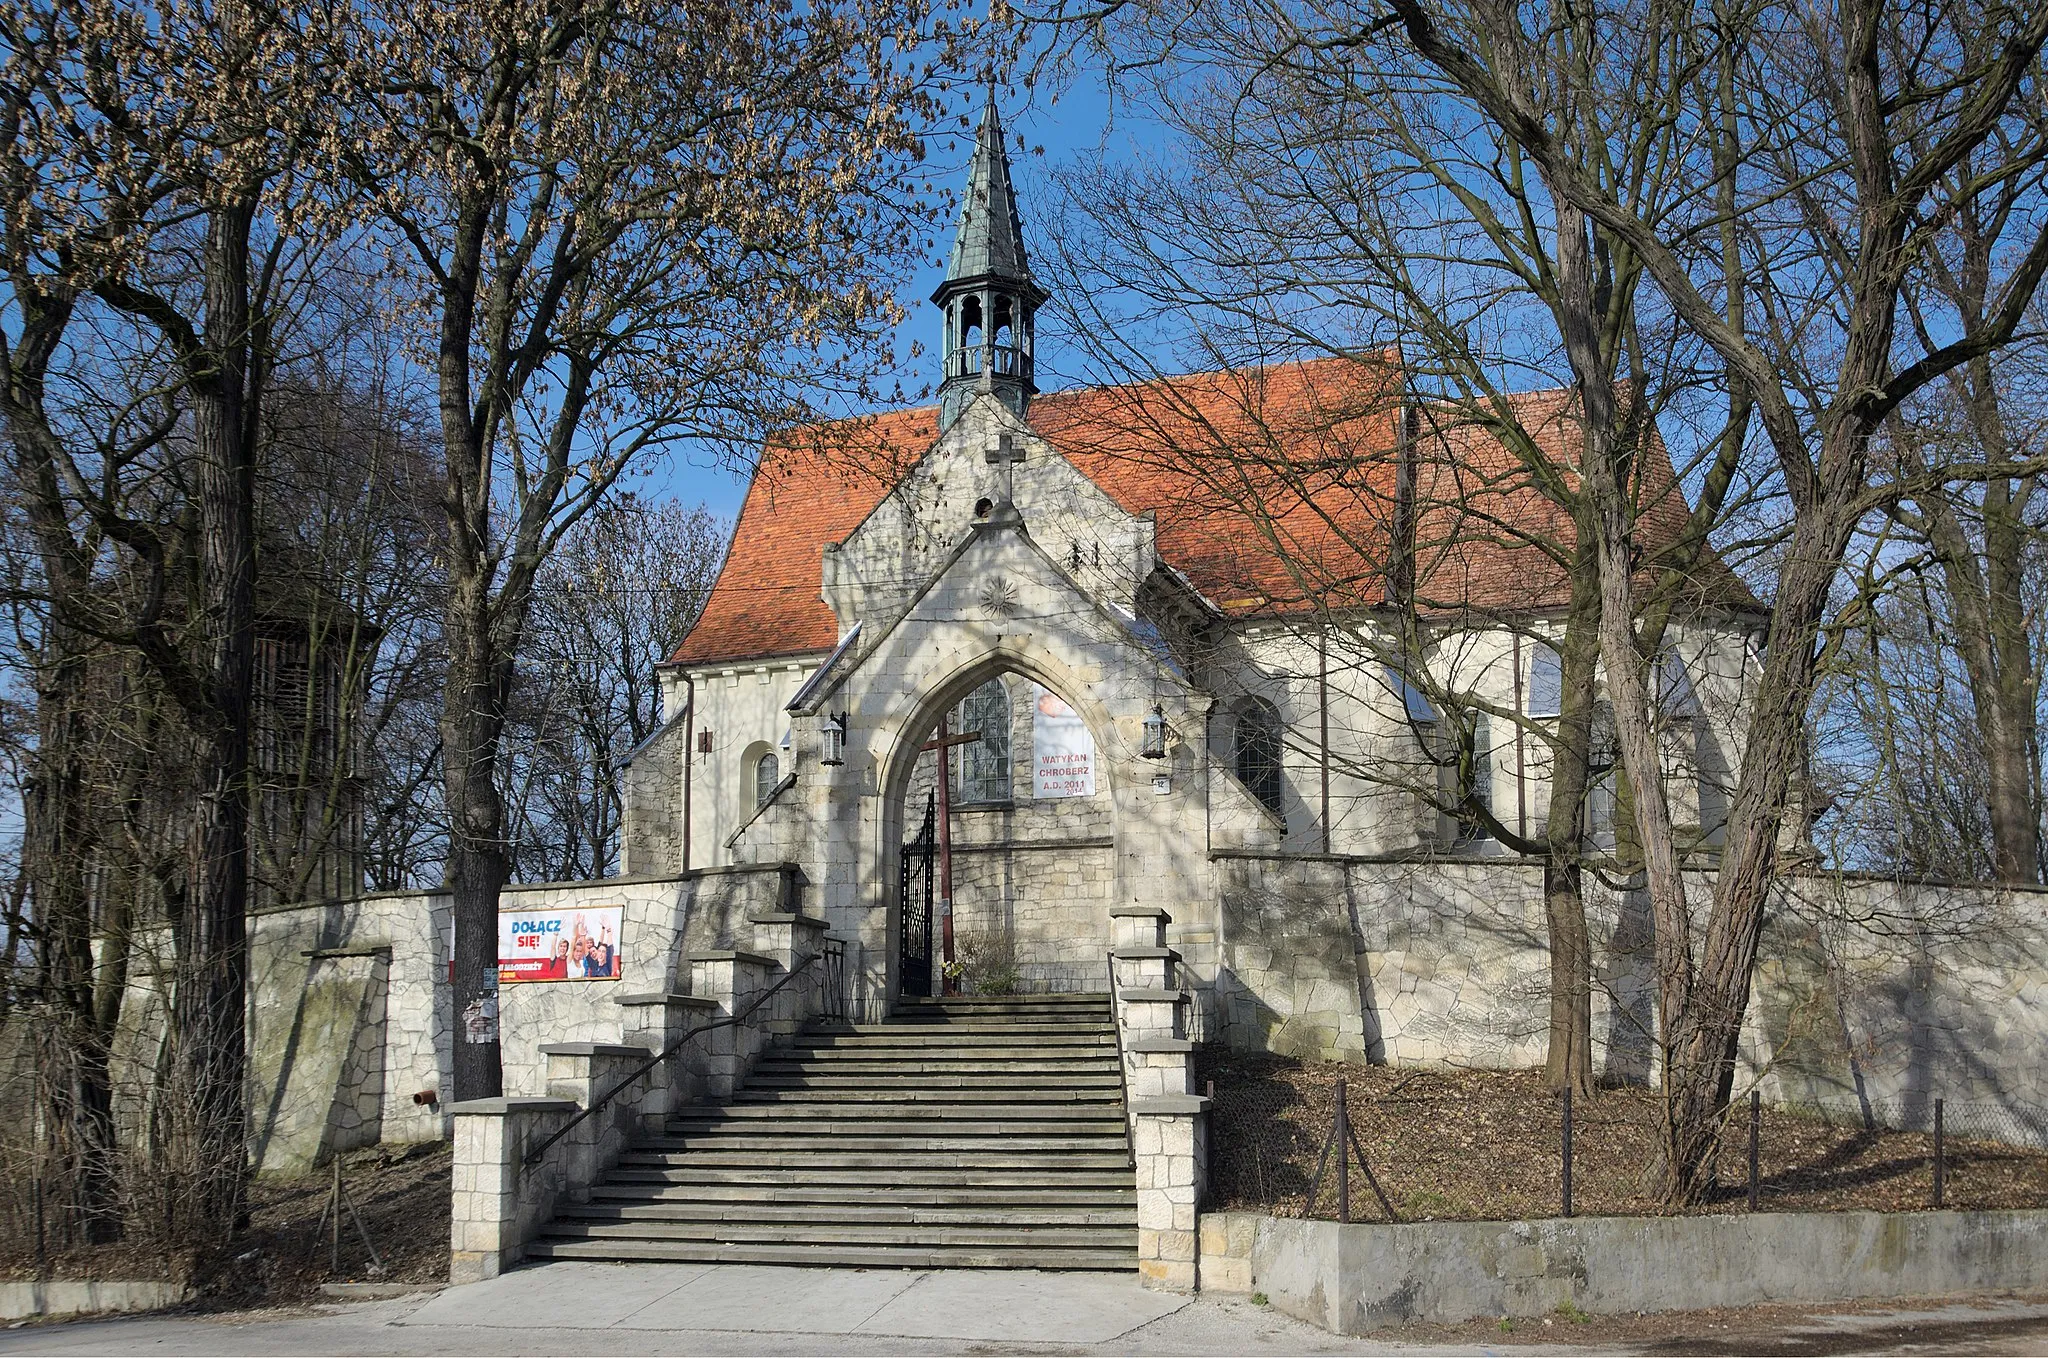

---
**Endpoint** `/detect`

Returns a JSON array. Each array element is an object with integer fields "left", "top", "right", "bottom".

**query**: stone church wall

[
  {"left": 1202, "top": 854, "right": 2048, "bottom": 1148},
  {"left": 102, "top": 829, "right": 2048, "bottom": 1174}
]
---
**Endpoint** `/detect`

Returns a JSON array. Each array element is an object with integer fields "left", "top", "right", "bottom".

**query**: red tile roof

[{"left": 671, "top": 356, "right": 1758, "bottom": 666}]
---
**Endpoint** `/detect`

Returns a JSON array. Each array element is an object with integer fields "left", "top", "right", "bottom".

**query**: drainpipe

[
  {"left": 1512, "top": 634, "right": 1527, "bottom": 843},
  {"left": 683, "top": 674, "right": 695, "bottom": 874},
  {"left": 1319, "top": 633, "right": 1332, "bottom": 855}
]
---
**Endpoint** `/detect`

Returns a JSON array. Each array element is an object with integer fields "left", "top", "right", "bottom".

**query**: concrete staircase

[{"left": 526, "top": 992, "right": 1138, "bottom": 1269}]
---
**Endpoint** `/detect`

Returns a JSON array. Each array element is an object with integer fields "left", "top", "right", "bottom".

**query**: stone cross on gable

[{"left": 986, "top": 433, "right": 1025, "bottom": 507}]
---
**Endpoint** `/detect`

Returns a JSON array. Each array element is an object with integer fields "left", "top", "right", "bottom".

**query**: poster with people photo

[{"left": 498, "top": 906, "right": 624, "bottom": 983}]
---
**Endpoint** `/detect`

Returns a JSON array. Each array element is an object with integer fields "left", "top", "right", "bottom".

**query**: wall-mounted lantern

[
  {"left": 1141, "top": 704, "right": 1170, "bottom": 760},
  {"left": 820, "top": 712, "right": 848, "bottom": 766}
]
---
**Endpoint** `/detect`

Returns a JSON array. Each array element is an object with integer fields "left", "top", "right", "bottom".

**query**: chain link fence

[{"left": 1198, "top": 1052, "right": 2048, "bottom": 1222}]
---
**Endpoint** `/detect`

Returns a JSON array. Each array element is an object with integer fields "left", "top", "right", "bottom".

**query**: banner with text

[
  {"left": 499, "top": 905, "right": 624, "bottom": 983},
  {"left": 1032, "top": 685, "right": 1097, "bottom": 798}
]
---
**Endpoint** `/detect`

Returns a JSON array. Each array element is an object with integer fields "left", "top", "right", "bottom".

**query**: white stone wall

[{"left": 1201, "top": 852, "right": 2048, "bottom": 1147}]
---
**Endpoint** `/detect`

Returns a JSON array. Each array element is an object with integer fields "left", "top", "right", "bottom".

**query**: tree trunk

[
  {"left": 1542, "top": 528, "right": 1603, "bottom": 1099},
  {"left": 165, "top": 197, "right": 260, "bottom": 1235},
  {"left": 7, "top": 290, "right": 124, "bottom": 1241},
  {"left": 27, "top": 643, "right": 122, "bottom": 1243},
  {"left": 443, "top": 550, "right": 507, "bottom": 1100}
]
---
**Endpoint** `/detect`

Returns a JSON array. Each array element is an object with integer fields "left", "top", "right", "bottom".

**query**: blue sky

[{"left": 642, "top": 73, "right": 1140, "bottom": 522}]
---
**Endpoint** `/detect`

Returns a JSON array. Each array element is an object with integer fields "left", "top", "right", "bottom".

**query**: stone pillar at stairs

[
  {"left": 1108, "top": 906, "right": 1210, "bottom": 1293},
  {"left": 688, "top": 949, "right": 778, "bottom": 1101},
  {"left": 748, "top": 911, "right": 833, "bottom": 1041},
  {"left": 613, "top": 992, "right": 718, "bottom": 1122},
  {"left": 1132, "top": 1094, "right": 1209, "bottom": 1293},
  {"left": 448, "top": 1096, "right": 578, "bottom": 1284}
]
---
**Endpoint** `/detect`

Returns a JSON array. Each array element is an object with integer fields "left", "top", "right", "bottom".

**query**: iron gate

[{"left": 899, "top": 791, "right": 936, "bottom": 996}]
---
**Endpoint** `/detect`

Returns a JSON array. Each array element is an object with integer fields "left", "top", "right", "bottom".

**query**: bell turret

[{"left": 934, "top": 92, "right": 1046, "bottom": 432}]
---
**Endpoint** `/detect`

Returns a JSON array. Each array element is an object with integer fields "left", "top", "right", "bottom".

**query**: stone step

[
  {"left": 766, "top": 1043, "right": 1121, "bottom": 1061},
  {"left": 615, "top": 1149, "right": 1133, "bottom": 1171},
  {"left": 661, "top": 1112, "right": 1126, "bottom": 1132},
  {"left": 542, "top": 1218, "right": 1130, "bottom": 1248},
  {"left": 559, "top": 1206, "right": 1137, "bottom": 1230},
  {"left": 604, "top": 1165, "right": 1139, "bottom": 1188},
  {"left": 533, "top": 995, "right": 1139, "bottom": 1274},
  {"left": 524, "top": 1239, "right": 1136, "bottom": 1270},
  {"left": 750, "top": 1058, "right": 1121, "bottom": 1076},
  {"left": 888, "top": 1003, "right": 1114, "bottom": 1015},
  {"left": 795, "top": 1031, "right": 1115, "bottom": 1048},
  {"left": 729, "top": 1087, "right": 1125, "bottom": 1106},
  {"left": 741, "top": 1071, "right": 1126, "bottom": 1090},
  {"left": 640, "top": 1135, "right": 1131, "bottom": 1156},
  {"left": 687, "top": 1101, "right": 1124, "bottom": 1120},
  {"left": 587, "top": 1182, "right": 1137, "bottom": 1207}
]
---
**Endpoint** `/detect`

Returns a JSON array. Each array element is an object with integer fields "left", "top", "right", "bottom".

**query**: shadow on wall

[
  {"left": 249, "top": 948, "right": 390, "bottom": 1176},
  {"left": 1753, "top": 883, "right": 2048, "bottom": 1149},
  {"left": 1597, "top": 878, "right": 1657, "bottom": 1087},
  {"left": 1218, "top": 862, "right": 1373, "bottom": 1060}
]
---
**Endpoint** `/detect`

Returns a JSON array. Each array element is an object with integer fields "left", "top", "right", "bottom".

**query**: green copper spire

[
  {"left": 939, "top": 92, "right": 1036, "bottom": 293},
  {"left": 934, "top": 89, "right": 1045, "bottom": 432}
]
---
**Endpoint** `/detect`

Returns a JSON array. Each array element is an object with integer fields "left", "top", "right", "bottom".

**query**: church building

[{"left": 623, "top": 94, "right": 1764, "bottom": 1053}]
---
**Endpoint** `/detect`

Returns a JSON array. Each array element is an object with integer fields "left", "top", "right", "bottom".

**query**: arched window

[
  {"left": 955, "top": 679, "right": 1011, "bottom": 803},
  {"left": 1234, "top": 698, "right": 1284, "bottom": 818},
  {"left": 754, "top": 751, "right": 780, "bottom": 808}
]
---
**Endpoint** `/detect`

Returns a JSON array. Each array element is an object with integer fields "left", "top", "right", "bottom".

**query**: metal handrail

[
  {"left": 523, "top": 944, "right": 837, "bottom": 1167},
  {"left": 1105, "top": 950, "right": 1136, "bottom": 1170}
]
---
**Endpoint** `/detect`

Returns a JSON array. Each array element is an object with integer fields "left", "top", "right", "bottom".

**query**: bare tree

[
  {"left": 506, "top": 497, "right": 724, "bottom": 883},
  {"left": 335, "top": 0, "right": 975, "bottom": 1098},
  {"left": 1036, "top": 3, "right": 1755, "bottom": 1097}
]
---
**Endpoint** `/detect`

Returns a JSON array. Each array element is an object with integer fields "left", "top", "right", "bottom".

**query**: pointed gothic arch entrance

[{"left": 877, "top": 656, "right": 1121, "bottom": 1002}]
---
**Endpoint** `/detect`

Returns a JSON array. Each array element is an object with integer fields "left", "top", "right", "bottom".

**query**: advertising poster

[
  {"left": 499, "top": 905, "right": 624, "bottom": 983},
  {"left": 1032, "top": 684, "right": 1096, "bottom": 798}
]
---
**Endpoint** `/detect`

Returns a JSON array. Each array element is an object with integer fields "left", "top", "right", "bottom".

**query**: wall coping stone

[
  {"left": 748, "top": 912, "right": 831, "bottom": 929},
  {"left": 1109, "top": 905, "right": 1172, "bottom": 920},
  {"left": 538, "top": 1042, "right": 653, "bottom": 1057},
  {"left": 688, "top": 860, "right": 803, "bottom": 879},
  {"left": 1118, "top": 987, "right": 1188, "bottom": 1003},
  {"left": 1129, "top": 1037, "right": 1195, "bottom": 1053},
  {"left": 1112, "top": 946, "right": 1176, "bottom": 960},
  {"left": 448, "top": 1097, "right": 578, "bottom": 1116},
  {"left": 615, "top": 992, "right": 717, "bottom": 1008},
  {"left": 688, "top": 949, "right": 778, "bottom": 966},
  {"left": 1132, "top": 1095, "right": 1211, "bottom": 1115}
]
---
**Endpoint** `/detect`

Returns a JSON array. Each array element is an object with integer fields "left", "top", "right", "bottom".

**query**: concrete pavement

[{"left": 4, "top": 1262, "right": 2048, "bottom": 1355}]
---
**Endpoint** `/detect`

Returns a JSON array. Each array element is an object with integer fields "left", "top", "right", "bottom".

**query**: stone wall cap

[
  {"left": 538, "top": 1042, "right": 654, "bottom": 1058},
  {"left": 1108, "top": 906, "right": 1172, "bottom": 920},
  {"left": 1129, "top": 1036, "right": 1196, "bottom": 1053},
  {"left": 1111, "top": 946, "right": 1177, "bottom": 960},
  {"left": 1132, "top": 1095, "right": 1211, "bottom": 1116},
  {"left": 1117, "top": 987, "right": 1188, "bottom": 1003},
  {"left": 688, "top": 949, "right": 778, "bottom": 966},
  {"left": 747, "top": 912, "right": 831, "bottom": 930},
  {"left": 447, "top": 1097, "right": 578, "bottom": 1116},
  {"left": 615, "top": 992, "right": 717, "bottom": 1008}
]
